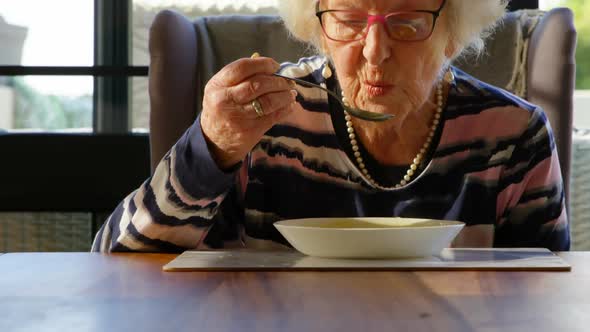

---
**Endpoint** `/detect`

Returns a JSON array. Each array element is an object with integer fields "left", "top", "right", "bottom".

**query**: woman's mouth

[{"left": 364, "top": 82, "right": 393, "bottom": 97}]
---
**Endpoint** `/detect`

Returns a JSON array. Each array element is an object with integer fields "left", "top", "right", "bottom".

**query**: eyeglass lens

[{"left": 322, "top": 11, "right": 434, "bottom": 41}]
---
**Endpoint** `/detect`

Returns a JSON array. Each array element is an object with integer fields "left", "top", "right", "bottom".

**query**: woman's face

[{"left": 321, "top": 0, "right": 451, "bottom": 117}]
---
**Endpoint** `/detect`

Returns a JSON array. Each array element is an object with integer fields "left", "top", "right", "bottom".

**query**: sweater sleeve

[
  {"left": 91, "top": 117, "right": 240, "bottom": 252},
  {"left": 495, "top": 107, "right": 570, "bottom": 251}
]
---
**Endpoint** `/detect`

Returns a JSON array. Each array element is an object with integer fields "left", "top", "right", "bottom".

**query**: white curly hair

[{"left": 278, "top": 0, "right": 508, "bottom": 59}]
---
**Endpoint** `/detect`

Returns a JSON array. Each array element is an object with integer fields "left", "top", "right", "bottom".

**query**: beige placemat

[{"left": 163, "top": 248, "right": 571, "bottom": 272}]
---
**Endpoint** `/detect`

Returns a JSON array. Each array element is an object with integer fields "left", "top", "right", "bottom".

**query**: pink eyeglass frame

[{"left": 315, "top": 0, "right": 447, "bottom": 42}]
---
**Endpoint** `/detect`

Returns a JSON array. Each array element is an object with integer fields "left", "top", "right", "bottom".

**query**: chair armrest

[
  {"left": 527, "top": 7, "right": 576, "bottom": 205},
  {"left": 148, "top": 9, "right": 199, "bottom": 171}
]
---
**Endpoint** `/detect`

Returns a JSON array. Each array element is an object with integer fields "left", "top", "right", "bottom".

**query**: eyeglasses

[{"left": 316, "top": 0, "right": 447, "bottom": 42}]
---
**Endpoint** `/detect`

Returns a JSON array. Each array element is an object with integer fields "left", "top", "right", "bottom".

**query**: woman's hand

[{"left": 200, "top": 55, "right": 300, "bottom": 170}]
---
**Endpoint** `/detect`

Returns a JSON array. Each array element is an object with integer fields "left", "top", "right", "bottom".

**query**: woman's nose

[{"left": 362, "top": 24, "right": 392, "bottom": 66}]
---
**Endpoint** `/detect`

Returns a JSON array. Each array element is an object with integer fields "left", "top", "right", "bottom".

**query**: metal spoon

[{"left": 273, "top": 73, "right": 394, "bottom": 122}]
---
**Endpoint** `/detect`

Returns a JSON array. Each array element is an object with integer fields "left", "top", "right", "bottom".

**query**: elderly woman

[{"left": 92, "top": 0, "right": 569, "bottom": 252}]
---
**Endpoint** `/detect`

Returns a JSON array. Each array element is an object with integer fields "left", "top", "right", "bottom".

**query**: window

[
  {"left": 0, "top": 1, "right": 95, "bottom": 252},
  {"left": 0, "top": 0, "right": 280, "bottom": 252},
  {"left": 0, "top": 0, "right": 94, "bottom": 132}
]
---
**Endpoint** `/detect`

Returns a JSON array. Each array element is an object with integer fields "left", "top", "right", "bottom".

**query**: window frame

[{"left": 0, "top": 0, "right": 149, "bottom": 134}]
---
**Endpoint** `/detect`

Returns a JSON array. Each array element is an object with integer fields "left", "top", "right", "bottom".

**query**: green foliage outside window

[
  {"left": 11, "top": 78, "right": 92, "bottom": 130},
  {"left": 557, "top": 0, "right": 590, "bottom": 89}
]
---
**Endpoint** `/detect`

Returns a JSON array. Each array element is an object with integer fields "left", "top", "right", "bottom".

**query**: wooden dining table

[{"left": 0, "top": 252, "right": 588, "bottom": 332}]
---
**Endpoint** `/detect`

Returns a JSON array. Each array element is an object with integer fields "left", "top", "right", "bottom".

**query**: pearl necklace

[{"left": 341, "top": 82, "right": 445, "bottom": 190}]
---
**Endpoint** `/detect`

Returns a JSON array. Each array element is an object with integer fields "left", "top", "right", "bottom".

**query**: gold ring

[{"left": 251, "top": 99, "right": 264, "bottom": 118}]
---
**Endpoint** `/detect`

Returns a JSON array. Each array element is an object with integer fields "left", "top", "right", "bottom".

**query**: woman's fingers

[
  {"left": 241, "top": 89, "right": 298, "bottom": 119},
  {"left": 228, "top": 74, "right": 295, "bottom": 105},
  {"left": 215, "top": 57, "right": 280, "bottom": 87}
]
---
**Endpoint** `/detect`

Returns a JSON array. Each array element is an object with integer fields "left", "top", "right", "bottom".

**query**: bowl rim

[{"left": 274, "top": 217, "right": 465, "bottom": 231}]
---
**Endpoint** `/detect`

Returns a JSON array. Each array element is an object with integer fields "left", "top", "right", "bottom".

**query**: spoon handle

[{"left": 273, "top": 73, "right": 341, "bottom": 100}]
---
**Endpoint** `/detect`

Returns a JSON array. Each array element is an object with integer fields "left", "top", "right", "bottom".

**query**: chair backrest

[
  {"left": 453, "top": 9, "right": 576, "bottom": 206},
  {"left": 148, "top": 8, "right": 576, "bottom": 204}
]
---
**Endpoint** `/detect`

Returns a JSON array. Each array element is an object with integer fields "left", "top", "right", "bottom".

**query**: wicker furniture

[{"left": 571, "top": 130, "right": 590, "bottom": 250}]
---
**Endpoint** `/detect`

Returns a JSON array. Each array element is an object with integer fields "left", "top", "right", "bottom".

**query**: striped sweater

[{"left": 92, "top": 56, "right": 569, "bottom": 253}]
